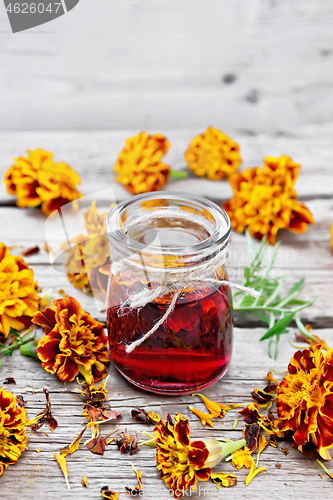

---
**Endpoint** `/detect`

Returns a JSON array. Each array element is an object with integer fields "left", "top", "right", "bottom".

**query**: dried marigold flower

[
  {"left": 0, "top": 387, "right": 28, "bottom": 476},
  {"left": 224, "top": 155, "right": 314, "bottom": 244},
  {"left": 184, "top": 127, "right": 241, "bottom": 180},
  {"left": 4, "top": 148, "right": 82, "bottom": 216},
  {"left": 114, "top": 131, "right": 171, "bottom": 194},
  {"left": 277, "top": 346, "right": 333, "bottom": 460},
  {"left": 0, "top": 242, "right": 39, "bottom": 338},
  {"left": 154, "top": 413, "right": 245, "bottom": 497},
  {"left": 26, "top": 387, "right": 58, "bottom": 433},
  {"left": 64, "top": 201, "right": 110, "bottom": 296},
  {"left": 33, "top": 297, "right": 110, "bottom": 384}
]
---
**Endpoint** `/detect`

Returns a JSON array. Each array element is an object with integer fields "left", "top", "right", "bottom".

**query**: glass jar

[{"left": 106, "top": 192, "right": 232, "bottom": 395}]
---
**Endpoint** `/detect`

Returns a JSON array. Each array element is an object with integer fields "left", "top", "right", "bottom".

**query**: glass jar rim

[{"left": 106, "top": 191, "right": 231, "bottom": 258}]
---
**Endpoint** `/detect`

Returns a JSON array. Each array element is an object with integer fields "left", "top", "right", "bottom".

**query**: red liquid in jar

[{"left": 107, "top": 277, "right": 233, "bottom": 395}]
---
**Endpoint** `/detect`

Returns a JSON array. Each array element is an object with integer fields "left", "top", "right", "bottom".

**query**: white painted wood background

[{"left": 1, "top": 0, "right": 333, "bottom": 133}]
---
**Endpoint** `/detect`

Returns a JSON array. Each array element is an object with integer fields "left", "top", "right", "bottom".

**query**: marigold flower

[
  {"left": 0, "top": 387, "right": 27, "bottom": 476},
  {"left": 32, "top": 297, "right": 110, "bottom": 384},
  {"left": 114, "top": 132, "right": 171, "bottom": 194},
  {"left": 276, "top": 346, "right": 333, "bottom": 460},
  {"left": 64, "top": 201, "right": 109, "bottom": 296},
  {"left": 224, "top": 155, "right": 314, "bottom": 244},
  {"left": 0, "top": 242, "right": 39, "bottom": 338},
  {"left": 4, "top": 148, "right": 82, "bottom": 216},
  {"left": 184, "top": 127, "right": 241, "bottom": 180},
  {"left": 154, "top": 413, "right": 245, "bottom": 497}
]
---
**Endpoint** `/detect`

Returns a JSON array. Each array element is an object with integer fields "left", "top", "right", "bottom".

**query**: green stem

[
  {"left": 169, "top": 169, "right": 189, "bottom": 179},
  {"left": 234, "top": 300, "right": 315, "bottom": 315},
  {"left": 0, "top": 331, "right": 36, "bottom": 358},
  {"left": 20, "top": 340, "right": 39, "bottom": 359},
  {"left": 221, "top": 438, "right": 246, "bottom": 459}
]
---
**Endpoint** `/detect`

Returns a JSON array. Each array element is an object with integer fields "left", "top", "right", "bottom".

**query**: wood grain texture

[
  {"left": 1, "top": 1, "right": 333, "bottom": 133},
  {"left": 0, "top": 129, "right": 332, "bottom": 499}
]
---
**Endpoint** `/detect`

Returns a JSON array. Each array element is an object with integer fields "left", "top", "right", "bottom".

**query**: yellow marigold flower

[
  {"left": 4, "top": 148, "right": 82, "bottom": 216},
  {"left": 0, "top": 387, "right": 28, "bottom": 476},
  {"left": 32, "top": 297, "right": 110, "bottom": 384},
  {"left": 276, "top": 346, "right": 333, "bottom": 460},
  {"left": 224, "top": 155, "right": 314, "bottom": 244},
  {"left": 114, "top": 132, "right": 171, "bottom": 194},
  {"left": 64, "top": 201, "right": 109, "bottom": 296},
  {"left": 154, "top": 412, "right": 245, "bottom": 498},
  {"left": 184, "top": 127, "right": 241, "bottom": 180},
  {"left": 0, "top": 242, "right": 39, "bottom": 338}
]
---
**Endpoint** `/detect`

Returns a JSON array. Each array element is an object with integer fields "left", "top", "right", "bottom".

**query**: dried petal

[
  {"left": 244, "top": 423, "right": 260, "bottom": 452},
  {"left": 27, "top": 387, "right": 58, "bottom": 433},
  {"left": 210, "top": 472, "right": 237, "bottom": 489},
  {"left": 83, "top": 403, "right": 120, "bottom": 423},
  {"left": 60, "top": 426, "right": 87, "bottom": 457},
  {"left": 131, "top": 408, "right": 162, "bottom": 425},
  {"left": 263, "top": 370, "right": 279, "bottom": 384},
  {"left": 3, "top": 377, "right": 16, "bottom": 384},
  {"left": 81, "top": 475, "right": 88, "bottom": 487},
  {"left": 192, "top": 393, "right": 240, "bottom": 419},
  {"left": 245, "top": 464, "right": 267, "bottom": 486},
  {"left": 54, "top": 452, "right": 70, "bottom": 489},
  {"left": 101, "top": 486, "right": 119, "bottom": 499},
  {"left": 20, "top": 246, "right": 40, "bottom": 257},
  {"left": 239, "top": 403, "right": 264, "bottom": 424},
  {"left": 87, "top": 437, "right": 106, "bottom": 455},
  {"left": 188, "top": 406, "right": 216, "bottom": 427},
  {"left": 125, "top": 463, "right": 144, "bottom": 495}
]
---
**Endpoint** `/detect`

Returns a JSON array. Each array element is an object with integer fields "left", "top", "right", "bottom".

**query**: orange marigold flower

[
  {"left": 64, "top": 201, "right": 110, "bottom": 296},
  {"left": 4, "top": 148, "right": 82, "bottom": 216},
  {"left": 184, "top": 127, "right": 241, "bottom": 180},
  {"left": 276, "top": 346, "right": 333, "bottom": 460},
  {"left": 0, "top": 242, "right": 39, "bottom": 338},
  {"left": 0, "top": 387, "right": 28, "bottom": 476},
  {"left": 224, "top": 155, "right": 314, "bottom": 244},
  {"left": 154, "top": 413, "right": 245, "bottom": 497},
  {"left": 32, "top": 297, "right": 110, "bottom": 384},
  {"left": 114, "top": 132, "right": 171, "bottom": 194}
]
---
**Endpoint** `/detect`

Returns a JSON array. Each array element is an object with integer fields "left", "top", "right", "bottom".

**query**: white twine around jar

[{"left": 110, "top": 248, "right": 260, "bottom": 354}]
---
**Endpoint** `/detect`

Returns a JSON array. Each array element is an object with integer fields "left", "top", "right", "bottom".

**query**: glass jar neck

[{"left": 106, "top": 192, "right": 231, "bottom": 270}]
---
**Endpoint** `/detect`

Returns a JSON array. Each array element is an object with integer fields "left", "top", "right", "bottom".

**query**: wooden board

[{"left": 0, "top": 130, "right": 333, "bottom": 499}]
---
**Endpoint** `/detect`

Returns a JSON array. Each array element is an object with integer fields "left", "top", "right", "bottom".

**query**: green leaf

[
  {"left": 276, "top": 278, "right": 305, "bottom": 308},
  {"left": 274, "top": 332, "right": 282, "bottom": 359},
  {"left": 260, "top": 313, "right": 295, "bottom": 341},
  {"left": 294, "top": 314, "right": 317, "bottom": 342}
]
